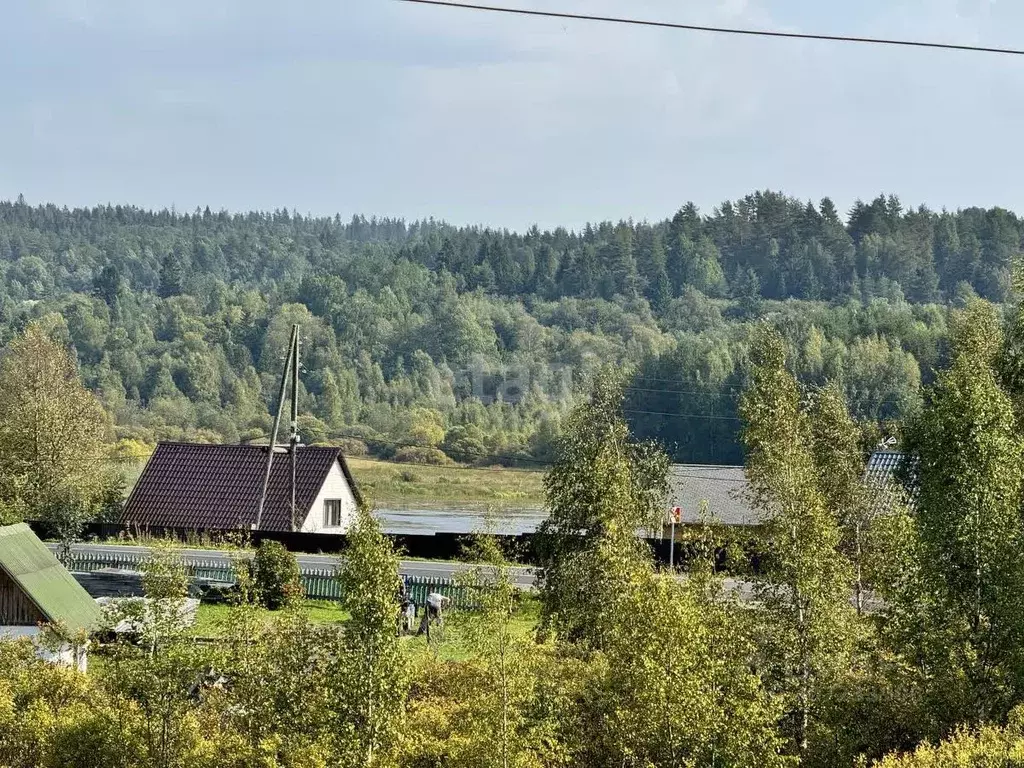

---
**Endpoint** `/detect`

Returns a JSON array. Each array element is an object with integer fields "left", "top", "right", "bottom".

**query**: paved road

[{"left": 59, "top": 542, "right": 539, "bottom": 590}]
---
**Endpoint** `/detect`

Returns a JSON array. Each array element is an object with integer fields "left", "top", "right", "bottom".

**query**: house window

[{"left": 324, "top": 499, "right": 344, "bottom": 528}]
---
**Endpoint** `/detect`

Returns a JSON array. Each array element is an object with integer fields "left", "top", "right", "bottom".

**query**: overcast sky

[{"left": 1, "top": 0, "right": 1022, "bottom": 230}]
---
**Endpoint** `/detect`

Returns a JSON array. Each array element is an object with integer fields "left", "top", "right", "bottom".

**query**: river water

[{"left": 374, "top": 504, "right": 546, "bottom": 536}]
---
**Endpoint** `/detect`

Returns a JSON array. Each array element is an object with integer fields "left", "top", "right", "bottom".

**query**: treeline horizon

[
  {"left": 0, "top": 189, "right": 1014, "bottom": 466},
  {"left": 3, "top": 189, "right": 1018, "bottom": 304}
]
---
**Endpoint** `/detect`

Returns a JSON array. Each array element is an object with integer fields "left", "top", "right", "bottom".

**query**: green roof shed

[{"left": 0, "top": 523, "right": 101, "bottom": 633}]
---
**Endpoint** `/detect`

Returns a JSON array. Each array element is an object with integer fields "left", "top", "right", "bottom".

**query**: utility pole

[
  {"left": 254, "top": 324, "right": 300, "bottom": 532},
  {"left": 290, "top": 331, "right": 300, "bottom": 532},
  {"left": 669, "top": 506, "right": 681, "bottom": 570}
]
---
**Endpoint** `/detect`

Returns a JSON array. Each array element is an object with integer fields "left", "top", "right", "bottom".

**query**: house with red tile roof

[{"left": 121, "top": 442, "right": 363, "bottom": 534}]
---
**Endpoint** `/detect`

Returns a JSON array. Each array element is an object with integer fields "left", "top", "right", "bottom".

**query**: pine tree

[{"left": 158, "top": 247, "right": 189, "bottom": 298}]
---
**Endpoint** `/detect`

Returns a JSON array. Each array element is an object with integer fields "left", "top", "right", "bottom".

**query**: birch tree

[
  {"left": 438, "top": 535, "right": 551, "bottom": 768},
  {"left": 537, "top": 367, "right": 668, "bottom": 649},
  {"left": 740, "top": 325, "right": 855, "bottom": 755},
  {"left": 905, "top": 299, "right": 1024, "bottom": 723},
  {"left": 0, "top": 322, "right": 114, "bottom": 554},
  {"left": 596, "top": 565, "right": 790, "bottom": 768},
  {"left": 808, "top": 382, "right": 872, "bottom": 615},
  {"left": 335, "top": 505, "right": 408, "bottom": 767}
]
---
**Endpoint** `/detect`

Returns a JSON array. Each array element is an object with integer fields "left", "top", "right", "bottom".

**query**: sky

[{"left": 1, "top": 0, "right": 1023, "bottom": 230}]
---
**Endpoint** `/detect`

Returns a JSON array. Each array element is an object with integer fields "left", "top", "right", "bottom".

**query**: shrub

[
  {"left": 336, "top": 437, "right": 369, "bottom": 457},
  {"left": 399, "top": 469, "right": 422, "bottom": 483},
  {"left": 251, "top": 540, "right": 304, "bottom": 610},
  {"left": 874, "top": 707, "right": 1024, "bottom": 766},
  {"left": 393, "top": 446, "right": 454, "bottom": 466}
]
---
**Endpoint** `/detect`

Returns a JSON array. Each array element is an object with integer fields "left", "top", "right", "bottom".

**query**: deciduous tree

[{"left": 740, "top": 325, "right": 855, "bottom": 755}]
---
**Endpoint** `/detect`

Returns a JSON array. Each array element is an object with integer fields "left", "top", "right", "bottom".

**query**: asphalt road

[{"left": 59, "top": 542, "right": 539, "bottom": 590}]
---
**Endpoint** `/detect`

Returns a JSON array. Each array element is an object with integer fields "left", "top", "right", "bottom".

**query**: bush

[
  {"left": 393, "top": 446, "right": 454, "bottom": 466},
  {"left": 399, "top": 470, "right": 422, "bottom": 483},
  {"left": 250, "top": 540, "right": 304, "bottom": 610},
  {"left": 874, "top": 707, "right": 1024, "bottom": 766},
  {"left": 336, "top": 437, "right": 369, "bottom": 457}
]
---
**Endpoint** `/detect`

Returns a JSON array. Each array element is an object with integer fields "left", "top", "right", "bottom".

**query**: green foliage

[
  {"left": 874, "top": 708, "right": 1024, "bottom": 768},
  {"left": 250, "top": 540, "right": 304, "bottom": 611},
  {"left": 418, "top": 535, "right": 554, "bottom": 768},
  {"left": 588, "top": 563, "right": 790, "bottom": 768},
  {"left": 392, "top": 446, "right": 454, "bottom": 466},
  {"left": 0, "top": 322, "right": 118, "bottom": 557},
  {"left": 6, "top": 194, "right": 1024, "bottom": 765},
  {"left": 0, "top": 193, "right": 984, "bottom": 469},
  {"left": 808, "top": 382, "right": 873, "bottom": 614},
  {"left": 140, "top": 543, "right": 191, "bottom": 602},
  {"left": 336, "top": 506, "right": 409, "bottom": 766},
  {"left": 901, "top": 300, "right": 1024, "bottom": 726},
  {"left": 741, "top": 325, "right": 856, "bottom": 755},
  {"left": 537, "top": 367, "right": 669, "bottom": 648}
]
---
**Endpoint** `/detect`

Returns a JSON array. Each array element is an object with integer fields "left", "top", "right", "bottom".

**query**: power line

[
  {"left": 623, "top": 408, "right": 742, "bottom": 421},
  {"left": 624, "top": 385, "right": 740, "bottom": 399},
  {"left": 396, "top": 0, "right": 1024, "bottom": 57}
]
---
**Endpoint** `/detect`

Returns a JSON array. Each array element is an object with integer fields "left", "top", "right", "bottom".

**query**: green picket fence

[{"left": 66, "top": 551, "right": 478, "bottom": 608}]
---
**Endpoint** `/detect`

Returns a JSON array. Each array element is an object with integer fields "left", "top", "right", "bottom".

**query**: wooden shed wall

[{"left": 0, "top": 569, "right": 44, "bottom": 626}]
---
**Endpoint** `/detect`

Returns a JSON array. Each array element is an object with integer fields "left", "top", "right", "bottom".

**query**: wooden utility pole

[
  {"left": 290, "top": 331, "right": 300, "bottom": 532},
  {"left": 254, "top": 324, "right": 300, "bottom": 532}
]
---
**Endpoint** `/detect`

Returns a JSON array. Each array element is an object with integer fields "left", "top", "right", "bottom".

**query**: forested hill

[{"left": 0, "top": 191, "right": 1013, "bottom": 465}]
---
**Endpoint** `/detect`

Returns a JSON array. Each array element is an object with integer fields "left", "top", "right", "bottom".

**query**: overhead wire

[
  {"left": 396, "top": 0, "right": 1024, "bottom": 57},
  {"left": 105, "top": 381, "right": 909, "bottom": 468}
]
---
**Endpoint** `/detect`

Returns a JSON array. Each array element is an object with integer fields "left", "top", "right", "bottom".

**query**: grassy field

[
  {"left": 191, "top": 600, "right": 349, "bottom": 636},
  {"left": 345, "top": 457, "right": 545, "bottom": 506}
]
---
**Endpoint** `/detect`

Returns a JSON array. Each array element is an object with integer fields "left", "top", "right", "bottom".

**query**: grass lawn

[
  {"left": 346, "top": 457, "right": 545, "bottom": 506},
  {"left": 403, "top": 594, "right": 542, "bottom": 662},
  {"left": 190, "top": 596, "right": 543, "bottom": 663},
  {"left": 191, "top": 600, "right": 349, "bottom": 637}
]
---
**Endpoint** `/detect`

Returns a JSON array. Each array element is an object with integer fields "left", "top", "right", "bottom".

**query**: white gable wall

[
  {"left": 300, "top": 461, "right": 359, "bottom": 534},
  {"left": 0, "top": 626, "right": 88, "bottom": 672}
]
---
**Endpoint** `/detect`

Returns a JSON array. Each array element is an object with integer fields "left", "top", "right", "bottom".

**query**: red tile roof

[{"left": 121, "top": 442, "right": 361, "bottom": 533}]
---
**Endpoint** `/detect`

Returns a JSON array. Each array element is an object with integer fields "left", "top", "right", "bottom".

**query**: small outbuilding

[{"left": 0, "top": 523, "right": 102, "bottom": 671}]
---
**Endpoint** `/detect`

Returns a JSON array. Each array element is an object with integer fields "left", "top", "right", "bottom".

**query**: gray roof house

[
  {"left": 666, "top": 464, "right": 758, "bottom": 526},
  {"left": 666, "top": 449, "right": 910, "bottom": 528}
]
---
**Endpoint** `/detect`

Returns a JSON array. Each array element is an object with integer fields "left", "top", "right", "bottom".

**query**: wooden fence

[{"left": 65, "top": 551, "right": 477, "bottom": 608}]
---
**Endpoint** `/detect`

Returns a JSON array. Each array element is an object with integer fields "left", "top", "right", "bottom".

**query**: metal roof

[
  {"left": 122, "top": 442, "right": 362, "bottom": 533},
  {"left": 0, "top": 523, "right": 102, "bottom": 632},
  {"left": 667, "top": 452, "right": 913, "bottom": 528},
  {"left": 863, "top": 450, "right": 915, "bottom": 514},
  {"left": 864, "top": 450, "right": 904, "bottom": 488},
  {"left": 666, "top": 465, "right": 759, "bottom": 526}
]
